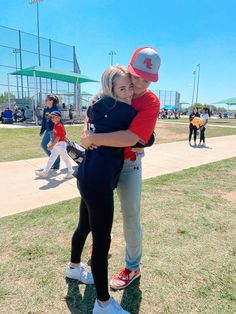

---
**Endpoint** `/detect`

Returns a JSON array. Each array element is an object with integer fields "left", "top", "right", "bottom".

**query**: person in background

[
  {"left": 69, "top": 105, "right": 73, "bottom": 124},
  {"left": 24, "top": 105, "right": 31, "bottom": 120},
  {"left": 199, "top": 107, "right": 209, "bottom": 147},
  {"left": 35, "top": 111, "right": 73, "bottom": 179},
  {"left": 39, "top": 94, "right": 60, "bottom": 170},
  {"left": 188, "top": 107, "right": 200, "bottom": 146}
]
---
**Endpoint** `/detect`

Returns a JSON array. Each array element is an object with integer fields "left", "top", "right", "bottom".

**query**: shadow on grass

[
  {"left": 65, "top": 278, "right": 96, "bottom": 314},
  {"left": 120, "top": 277, "right": 142, "bottom": 314},
  {"left": 65, "top": 276, "right": 142, "bottom": 314}
]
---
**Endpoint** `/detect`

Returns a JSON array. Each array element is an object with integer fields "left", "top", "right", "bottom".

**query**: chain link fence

[{"left": 0, "top": 24, "right": 90, "bottom": 122}]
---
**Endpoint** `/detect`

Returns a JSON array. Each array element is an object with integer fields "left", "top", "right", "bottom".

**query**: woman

[
  {"left": 189, "top": 107, "right": 200, "bottom": 146},
  {"left": 199, "top": 107, "right": 209, "bottom": 147},
  {"left": 39, "top": 94, "right": 60, "bottom": 170},
  {"left": 67, "top": 65, "right": 136, "bottom": 314}
]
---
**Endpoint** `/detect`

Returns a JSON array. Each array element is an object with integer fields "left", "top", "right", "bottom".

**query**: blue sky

[{"left": 1, "top": 0, "right": 236, "bottom": 105}]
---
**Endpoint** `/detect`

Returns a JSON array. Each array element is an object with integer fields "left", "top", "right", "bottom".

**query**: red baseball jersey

[
  {"left": 53, "top": 122, "right": 66, "bottom": 142},
  {"left": 124, "top": 90, "right": 160, "bottom": 160}
]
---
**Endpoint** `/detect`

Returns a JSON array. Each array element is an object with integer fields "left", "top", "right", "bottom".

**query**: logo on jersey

[
  {"left": 144, "top": 58, "right": 153, "bottom": 69},
  {"left": 89, "top": 123, "right": 96, "bottom": 132}
]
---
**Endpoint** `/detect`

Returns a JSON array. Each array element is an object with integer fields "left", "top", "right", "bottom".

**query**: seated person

[{"left": 3, "top": 108, "right": 13, "bottom": 119}]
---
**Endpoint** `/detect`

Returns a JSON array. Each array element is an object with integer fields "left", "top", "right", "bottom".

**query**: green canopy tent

[
  {"left": 180, "top": 102, "right": 190, "bottom": 105},
  {"left": 9, "top": 66, "right": 98, "bottom": 123},
  {"left": 11, "top": 66, "right": 98, "bottom": 84},
  {"left": 60, "top": 91, "right": 94, "bottom": 96},
  {"left": 212, "top": 97, "right": 236, "bottom": 108}
]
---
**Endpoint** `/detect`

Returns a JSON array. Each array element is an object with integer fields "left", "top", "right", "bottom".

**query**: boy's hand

[
  {"left": 81, "top": 130, "right": 99, "bottom": 149},
  {"left": 48, "top": 145, "right": 53, "bottom": 151},
  {"left": 131, "top": 147, "right": 144, "bottom": 153}
]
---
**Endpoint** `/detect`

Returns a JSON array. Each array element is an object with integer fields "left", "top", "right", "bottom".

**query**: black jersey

[
  {"left": 77, "top": 96, "right": 137, "bottom": 190},
  {"left": 189, "top": 112, "right": 200, "bottom": 122}
]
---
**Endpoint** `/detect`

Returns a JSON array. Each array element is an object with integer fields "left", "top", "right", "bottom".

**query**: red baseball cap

[{"left": 128, "top": 46, "right": 161, "bottom": 82}]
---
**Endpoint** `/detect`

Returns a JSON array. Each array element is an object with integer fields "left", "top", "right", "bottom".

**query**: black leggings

[
  {"left": 200, "top": 126, "right": 206, "bottom": 143},
  {"left": 71, "top": 180, "right": 114, "bottom": 301},
  {"left": 189, "top": 124, "right": 198, "bottom": 142}
]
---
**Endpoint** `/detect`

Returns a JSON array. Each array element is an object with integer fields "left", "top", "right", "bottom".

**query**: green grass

[
  {"left": 0, "top": 158, "right": 236, "bottom": 313},
  {"left": 160, "top": 118, "right": 236, "bottom": 127},
  {"left": 0, "top": 125, "right": 83, "bottom": 162},
  {"left": 1, "top": 122, "right": 236, "bottom": 162},
  {"left": 155, "top": 121, "right": 236, "bottom": 144}
]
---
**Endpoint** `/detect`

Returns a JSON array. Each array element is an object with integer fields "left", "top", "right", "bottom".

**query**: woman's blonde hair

[
  {"left": 101, "top": 65, "right": 130, "bottom": 98},
  {"left": 90, "top": 65, "right": 130, "bottom": 105}
]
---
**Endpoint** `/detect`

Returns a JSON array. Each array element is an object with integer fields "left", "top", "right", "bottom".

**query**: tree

[{"left": 0, "top": 92, "right": 16, "bottom": 104}]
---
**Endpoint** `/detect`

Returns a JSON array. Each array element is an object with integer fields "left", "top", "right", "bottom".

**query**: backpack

[{"left": 66, "top": 139, "right": 86, "bottom": 165}]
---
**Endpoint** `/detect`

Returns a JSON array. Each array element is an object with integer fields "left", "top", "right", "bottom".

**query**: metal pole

[
  {"left": 27, "top": 77, "right": 30, "bottom": 98},
  {"left": 18, "top": 30, "right": 24, "bottom": 99},
  {"left": 164, "top": 90, "right": 166, "bottom": 106},
  {"left": 30, "top": 1, "right": 43, "bottom": 105},
  {"left": 191, "top": 70, "right": 196, "bottom": 106},
  {"left": 109, "top": 51, "right": 117, "bottom": 66},
  {"left": 195, "top": 64, "right": 201, "bottom": 105},
  {"left": 46, "top": 78, "right": 48, "bottom": 94},
  {"left": 49, "top": 39, "right": 53, "bottom": 92},
  {"left": 75, "top": 80, "right": 79, "bottom": 116},
  {"left": 36, "top": 2, "right": 42, "bottom": 107},
  {"left": 13, "top": 49, "right": 20, "bottom": 99},
  {"left": 36, "top": 3, "right": 41, "bottom": 66},
  {"left": 7, "top": 74, "right": 11, "bottom": 107},
  {"left": 33, "top": 71, "right": 38, "bottom": 125}
]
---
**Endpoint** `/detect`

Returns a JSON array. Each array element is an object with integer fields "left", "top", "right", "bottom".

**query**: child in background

[{"left": 35, "top": 111, "right": 74, "bottom": 179}]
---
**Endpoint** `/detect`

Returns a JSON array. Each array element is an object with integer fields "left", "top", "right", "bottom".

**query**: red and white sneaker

[{"left": 110, "top": 267, "right": 141, "bottom": 290}]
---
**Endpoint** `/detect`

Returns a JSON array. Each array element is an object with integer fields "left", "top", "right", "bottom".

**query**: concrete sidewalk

[{"left": 0, "top": 135, "right": 235, "bottom": 218}]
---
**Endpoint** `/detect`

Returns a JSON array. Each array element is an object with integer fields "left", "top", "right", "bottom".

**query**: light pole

[
  {"left": 195, "top": 63, "right": 201, "bottom": 105},
  {"left": 191, "top": 70, "right": 196, "bottom": 106},
  {"left": 29, "top": 0, "right": 43, "bottom": 107},
  {"left": 109, "top": 51, "right": 117, "bottom": 66},
  {"left": 29, "top": 0, "right": 43, "bottom": 66},
  {"left": 13, "top": 48, "right": 20, "bottom": 99}
]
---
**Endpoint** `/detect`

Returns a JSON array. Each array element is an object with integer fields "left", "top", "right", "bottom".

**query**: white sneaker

[
  {"left": 64, "top": 171, "right": 74, "bottom": 179},
  {"left": 202, "top": 143, "right": 207, "bottom": 148},
  {"left": 65, "top": 263, "right": 94, "bottom": 284},
  {"left": 35, "top": 170, "right": 48, "bottom": 177},
  {"left": 93, "top": 297, "right": 130, "bottom": 314}
]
